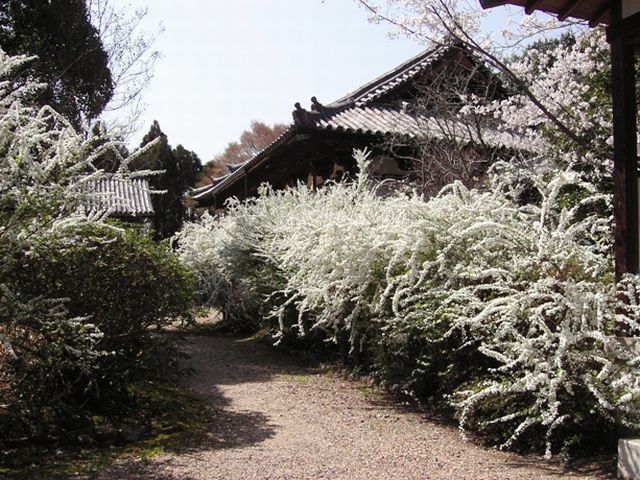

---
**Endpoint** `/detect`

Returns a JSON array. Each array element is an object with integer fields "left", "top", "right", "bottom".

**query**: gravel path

[{"left": 102, "top": 335, "right": 614, "bottom": 480}]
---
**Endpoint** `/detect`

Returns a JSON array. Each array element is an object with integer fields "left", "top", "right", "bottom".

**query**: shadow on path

[
  {"left": 97, "top": 333, "right": 616, "bottom": 480},
  {"left": 181, "top": 334, "right": 320, "bottom": 389},
  {"left": 93, "top": 334, "right": 318, "bottom": 479},
  {"left": 146, "top": 335, "right": 297, "bottom": 455}
]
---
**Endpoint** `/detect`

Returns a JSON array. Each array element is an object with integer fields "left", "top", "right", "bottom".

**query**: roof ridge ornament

[
  {"left": 311, "top": 96, "right": 328, "bottom": 114},
  {"left": 292, "top": 97, "right": 356, "bottom": 127},
  {"left": 292, "top": 101, "right": 321, "bottom": 127}
]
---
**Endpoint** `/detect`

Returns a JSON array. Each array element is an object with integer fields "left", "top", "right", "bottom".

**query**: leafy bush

[
  {"left": 0, "top": 285, "right": 105, "bottom": 439},
  {"left": 175, "top": 150, "right": 640, "bottom": 456},
  {"left": 0, "top": 48, "right": 196, "bottom": 442},
  {"left": 0, "top": 225, "right": 196, "bottom": 439}
]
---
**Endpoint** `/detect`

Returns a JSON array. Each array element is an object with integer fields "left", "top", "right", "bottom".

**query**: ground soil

[{"left": 98, "top": 334, "right": 616, "bottom": 480}]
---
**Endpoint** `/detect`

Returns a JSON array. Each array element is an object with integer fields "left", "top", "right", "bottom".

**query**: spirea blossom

[{"left": 175, "top": 149, "right": 639, "bottom": 455}]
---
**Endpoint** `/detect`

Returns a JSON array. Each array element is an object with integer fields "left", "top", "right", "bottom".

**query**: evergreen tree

[
  {"left": 0, "top": 0, "right": 113, "bottom": 128},
  {"left": 137, "top": 121, "right": 202, "bottom": 239},
  {"left": 173, "top": 144, "right": 203, "bottom": 192}
]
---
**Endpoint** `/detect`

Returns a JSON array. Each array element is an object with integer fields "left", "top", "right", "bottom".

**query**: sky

[{"left": 109, "top": 0, "right": 512, "bottom": 163}]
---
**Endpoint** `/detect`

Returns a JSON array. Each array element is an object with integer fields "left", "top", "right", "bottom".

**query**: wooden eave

[
  {"left": 193, "top": 127, "right": 298, "bottom": 205},
  {"left": 479, "top": 0, "right": 612, "bottom": 26},
  {"left": 195, "top": 128, "right": 385, "bottom": 208}
]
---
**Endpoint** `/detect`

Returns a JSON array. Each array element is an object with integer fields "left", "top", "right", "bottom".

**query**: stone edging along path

[{"left": 100, "top": 335, "right": 615, "bottom": 480}]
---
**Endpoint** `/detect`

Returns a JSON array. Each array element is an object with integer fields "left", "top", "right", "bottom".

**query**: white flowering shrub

[
  {"left": 0, "top": 50, "right": 111, "bottom": 408},
  {"left": 0, "top": 48, "right": 195, "bottom": 440},
  {"left": 0, "top": 51, "right": 158, "bottom": 239},
  {"left": 176, "top": 147, "right": 640, "bottom": 455},
  {"left": 173, "top": 3, "right": 638, "bottom": 456}
]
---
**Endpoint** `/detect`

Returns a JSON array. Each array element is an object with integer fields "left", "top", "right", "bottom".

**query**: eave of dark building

[
  {"left": 479, "top": 0, "right": 611, "bottom": 27},
  {"left": 194, "top": 41, "right": 513, "bottom": 208}
]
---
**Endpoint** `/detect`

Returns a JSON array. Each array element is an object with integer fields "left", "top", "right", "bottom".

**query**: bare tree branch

[{"left": 355, "top": 0, "right": 584, "bottom": 146}]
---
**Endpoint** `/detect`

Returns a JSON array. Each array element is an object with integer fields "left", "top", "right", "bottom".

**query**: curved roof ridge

[{"left": 328, "top": 41, "right": 456, "bottom": 108}]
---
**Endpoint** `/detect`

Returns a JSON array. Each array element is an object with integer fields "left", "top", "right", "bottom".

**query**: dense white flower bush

[
  {"left": 0, "top": 50, "right": 156, "bottom": 244},
  {"left": 174, "top": 9, "right": 638, "bottom": 456},
  {"left": 0, "top": 47, "right": 152, "bottom": 354},
  {"left": 0, "top": 49, "right": 195, "bottom": 441},
  {"left": 175, "top": 148, "right": 640, "bottom": 455},
  {"left": 1, "top": 50, "right": 99, "bottom": 370}
]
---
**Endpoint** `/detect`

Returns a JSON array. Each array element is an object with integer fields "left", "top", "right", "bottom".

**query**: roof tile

[{"left": 83, "top": 176, "right": 154, "bottom": 217}]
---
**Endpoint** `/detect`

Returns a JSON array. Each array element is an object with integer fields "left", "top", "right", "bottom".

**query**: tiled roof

[
  {"left": 83, "top": 176, "right": 154, "bottom": 217},
  {"left": 194, "top": 42, "right": 508, "bottom": 206},
  {"left": 313, "top": 106, "right": 519, "bottom": 148},
  {"left": 316, "top": 106, "right": 422, "bottom": 136},
  {"left": 330, "top": 44, "right": 451, "bottom": 108},
  {"left": 192, "top": 128, "right": 297, "bottom": 203},
  {"left": 191, "top": 172, "right": 232, "bottom": 195}
]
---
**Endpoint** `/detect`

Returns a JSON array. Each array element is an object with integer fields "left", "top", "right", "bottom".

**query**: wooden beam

[
  {"left": 607, "top": 10, "right": 640, "bottom": 44},
  {"left": 610, "top": 34, "right": 639, "bottom": 283},
  {"left": 558, "top": 0, "right": 584, "bottom": 20},
  {"left": 310, "top": 159, "right": 317, "bottom": 190},
  {"left": 525, "top": 0, "right": 544, "bottom": 14},
  {"left": 589, "top": 1, "right": 611, "bottom": 27}
]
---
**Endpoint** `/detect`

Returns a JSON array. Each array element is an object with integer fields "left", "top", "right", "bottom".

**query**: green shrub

[{"left": 0, "top": 224, "right": 196, "bottom": 441}]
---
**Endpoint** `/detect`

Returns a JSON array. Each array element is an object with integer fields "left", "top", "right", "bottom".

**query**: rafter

[
  {"left": 589, "top": 1, "right": 611, "bottom": 27},
  {"left": 558, "top": 0, "right": 584, "bottom": 20},
  {"left": 525, "top": 0, "right": 544, "bottom": 15}
]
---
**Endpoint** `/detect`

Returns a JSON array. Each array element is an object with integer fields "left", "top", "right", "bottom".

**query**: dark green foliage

[
  {"left": 173, "top": 144, "right": 203, "bottom": 190},
  {"left": 135, "top": 121, "right": 202, "bottom": 239},
  {"left": 138, "top": 121, "right": 182, "bottom": 238},
  {"left": 0, "top": 0, "right": 113, "bottom": 127},
  {"left": 0, "top": 225, "right": 197, "bottom": 443}
]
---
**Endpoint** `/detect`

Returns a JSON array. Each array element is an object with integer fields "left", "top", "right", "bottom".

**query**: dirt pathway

[{"left": 101, "top": 335, "right": 614, "bottom": 480}]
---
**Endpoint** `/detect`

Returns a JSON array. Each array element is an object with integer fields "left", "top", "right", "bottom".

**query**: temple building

[{"left": 194, "top": 41, "right": 517, "bottom": 210}]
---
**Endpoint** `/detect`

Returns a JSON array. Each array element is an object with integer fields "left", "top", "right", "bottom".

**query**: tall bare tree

[{"left": 87, "top": 0, "right": 163, "bottom": 136}]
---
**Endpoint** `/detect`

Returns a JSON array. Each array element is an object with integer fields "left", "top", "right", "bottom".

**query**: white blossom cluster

[
  {"left": 0, "top": 48, "right": 154, "bottom": 368},
  {"left": 0, "top": 49, "right": 158, "bottom": 248},
  {"left": 489, "top": 30, "right": 610, "bottom": 152},
  {"left": 175, "top": 148, "right": 639, "bottom": 454}
]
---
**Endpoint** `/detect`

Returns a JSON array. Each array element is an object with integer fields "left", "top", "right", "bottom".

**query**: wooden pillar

[
  {"left": 609, "top": 9, "right": 639, "bottom": 282},
  {"left": 608, "top": 2, "right": 640, "bottom": 336},
  {"left": 310, "top": 159, "right": 317, "bottom": 190},
  {"left": 611, "top": 39, "right": 639, "bottom": 279}
]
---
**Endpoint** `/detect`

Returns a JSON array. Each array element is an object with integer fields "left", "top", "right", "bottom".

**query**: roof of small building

[{"left": 83, "top": 176, "right": 154, "bottom": 217}]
